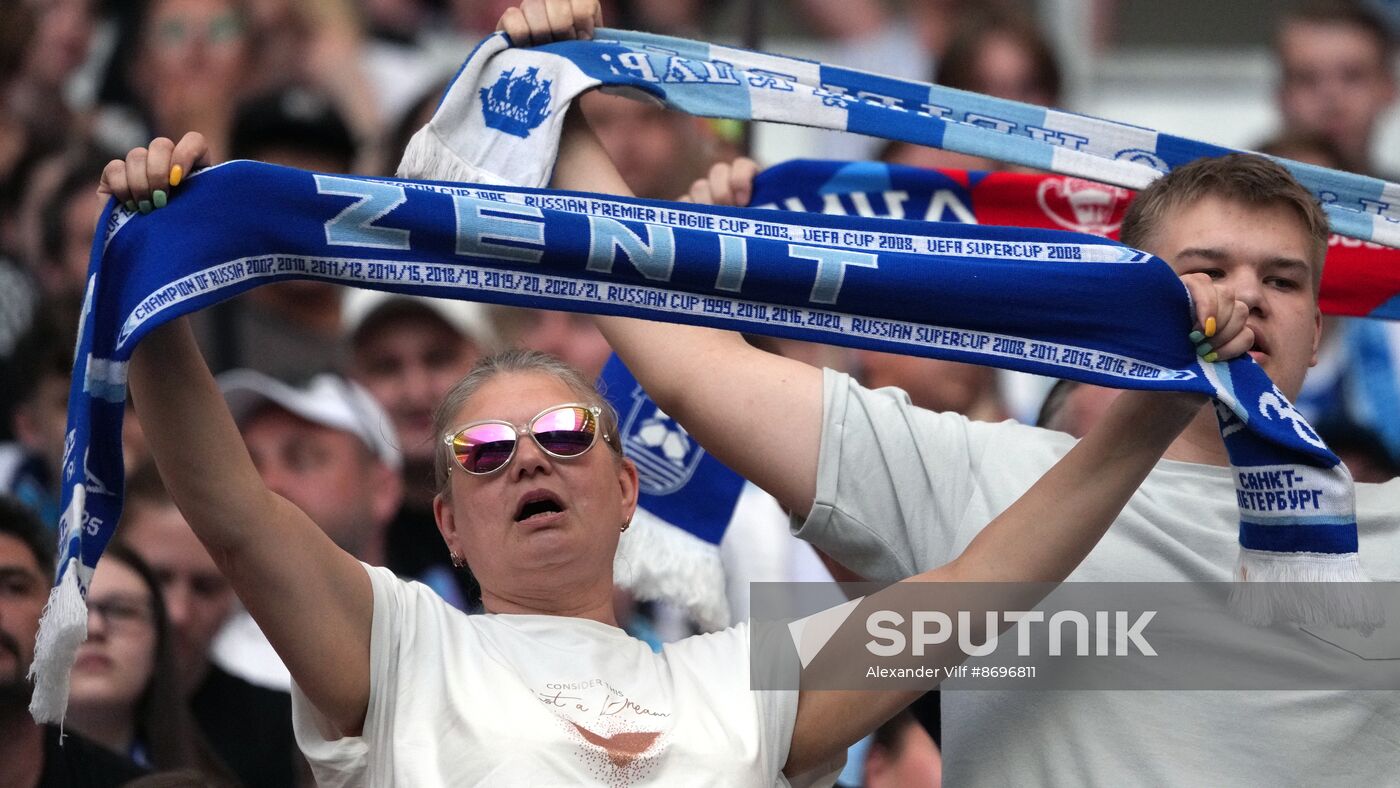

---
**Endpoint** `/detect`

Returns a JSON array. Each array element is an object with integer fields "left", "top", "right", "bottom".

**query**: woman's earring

[
  {"left": 450, "top": 551, "right": 466, "bottom": 568},
  {"left": 620, "top": 518, "right": 631, "bottom": 533}
]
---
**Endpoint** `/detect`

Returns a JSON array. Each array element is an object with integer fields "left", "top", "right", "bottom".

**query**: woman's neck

[{"left": 482, "top": 584, "right": 620, "bottom": 627}]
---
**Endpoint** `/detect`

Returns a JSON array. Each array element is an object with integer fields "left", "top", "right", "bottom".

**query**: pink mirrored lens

[
  {"left": 533, "top": 407, "right": 596, "bottom": 457},
  {"left": 455, "top": 423, "right": 517, "bottom": 473}
]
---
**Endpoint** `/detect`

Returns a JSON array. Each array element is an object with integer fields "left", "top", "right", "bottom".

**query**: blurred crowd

[{"left": 0, "top": 0, "right": 1396, "bottom": 786}]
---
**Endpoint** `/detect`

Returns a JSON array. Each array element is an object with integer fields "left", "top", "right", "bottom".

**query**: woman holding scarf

[{"left": 104, "top": 2, "right": 1253, "bottom": 783}]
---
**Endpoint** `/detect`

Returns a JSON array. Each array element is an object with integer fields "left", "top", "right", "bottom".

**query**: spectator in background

[
  {"left": 1036, "top": 379, "right": 1120, "bottom": 438},
  {"left": 119, "top": 466, "right": 232, "bottom": 695},
  {"left": 230, "top": 86, "right": 358, "bottom": 174},
  {"left": 796, "top": 0, "right": 967, "bottom": 61},
  {"left": 0, "top": 259, "right": 40, "bottom": 439},
  {"left": 196, "top": 85, "right": 360, "bottom": 380},
  {"left": 222, "top": 371, "right": 403, "bottom": 568},
  {"left": 0, "top": 497, "right": 149, "bottom": 787},
  {"left": 882, "top": 4, "right": 1064, "bottom": 173},
  {"left": 120, "top": 463, "right": 301, "bottom": 788},
  {"left": 1276, "top": 0, "right": 1397, "bottom": 176},
  {"left": 0, "top": 0, "right": 95, "bottom": 163},
  {"left": 364, "top": 0, "right": 482, "bottom": 134},
  {"left": 449, "top": 0, "right": 528, "bottom": 38},
  {"left": 344, "top": 292, "right": 495, "bottom": 606},
  {"left": 210, "top": 370, "right": 406, "bottom": 689},
  {"left": 1318, "top": 422, "right": 1400, "bottom": 482},
  {"left": 0, "top": 4, "right": 37, "bottom": 233},
  {"left": 862, "top": 710, "right": 942, "bottom": 788},
  {"left": 612, "top": 0, "right": 703, "bottom": 35},
  {"left": 31, "top": 157, "right": 99, "bottom": 302},
  {"left": 2, "top": 0, "right": 98, "bottom": 276},
  {"left": 128, "top": 0, "right": 256, "bottom": 161},
  {"left": 856, "top": 347, "right": 1007, "bottom": 421},
  {"left": 243, "top": 0, "right": 381, "bottom": 146},
  {"left": 18, "top": 151, "right": 113, "bottom": 319},
  {"left": 6, "top": 157, "right": 112, "bottom": 391},
  {"left": 0, "top": 315, "right": 73, "bottom": 529},
  {"left": 937, "top": 4, "right": 1061, "bottom": 106},
  {"left": 490, "top": 306, "right": 615, "bottom": 381},
  {"left": 579, "top": 90, "right": 718, "bottom": 201},
  {"left": 66, "top": 542, "right": 230, "bottom": 780},
  {"left": 1256, "top": 130, "right": 1348, "bottom": 169},
  {"left": 1256, "top": 132, "right": 1400, "bottom": 479},
  {"left": 381, "top": 76, "right": 452, "bottom": 176}
]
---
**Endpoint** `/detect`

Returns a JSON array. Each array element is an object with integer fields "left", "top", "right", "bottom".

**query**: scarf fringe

[
  {"left": 614, "top": 509, "right": 730, "bottom": 632},
  {"left": 27, "top": 557, "right": 88, "bottom": 724},
  {"left": 1229, "top": 549, "right": 1384, "bottom": 633},
  {"left": 397, "top": 126, "right": 504, "bottom": 186}
]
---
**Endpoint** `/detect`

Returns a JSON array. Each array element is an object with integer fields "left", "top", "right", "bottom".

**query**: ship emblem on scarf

[{"left": 480, "top": 67, "right": 553, "bottom": 138}]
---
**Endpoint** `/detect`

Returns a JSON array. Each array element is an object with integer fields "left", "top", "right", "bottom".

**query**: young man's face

[
  {"left": 1148, "top": 195, "right": 1322, "bottom": 401},
  {"left": 1277, "top": 20, "right": 1396, "bottom": 168}
]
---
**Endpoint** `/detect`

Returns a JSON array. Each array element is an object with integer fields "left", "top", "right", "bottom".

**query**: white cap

[
  {"left": 218, "top": 369, "right": 402, "bottom": 471},
  {"left": 341, "top": 290, "right": 497, "bottom": 350}
]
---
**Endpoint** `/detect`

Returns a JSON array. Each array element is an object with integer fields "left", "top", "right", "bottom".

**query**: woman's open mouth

[{"left": 515, "top": 490, "right": 566, "bottom": 525}]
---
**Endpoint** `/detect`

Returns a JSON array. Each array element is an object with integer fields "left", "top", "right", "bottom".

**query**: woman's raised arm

[{"left": 114, "top": 134, "right": 374, "bottom": 736}]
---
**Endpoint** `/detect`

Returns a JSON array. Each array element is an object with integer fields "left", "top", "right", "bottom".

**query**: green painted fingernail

[
  {"left": 153, "top": 190, "right": 167, "bottom": 208},
  {"left": 1189, "top": 330, "right": 1205, "bottom": 344},
  {"left": 1204, "top": 351, "right": 1219, "bottom": 363},
  {"left": 125, "top": 200, "right": 137, "bottom": 212},
  {"left": 138, "top": 200, "right": 152, "bottom": 214},
  {"left": 1195, "top": 341, "right": 1212, "bottom": 356}
]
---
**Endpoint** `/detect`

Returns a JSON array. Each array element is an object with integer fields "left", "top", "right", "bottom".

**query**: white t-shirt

[
  {"left": 796, "top": 369, "right": 1400, "bottom": 786},
  {"left": 292, "top": 564, "right": 812, "bottom": 787}
]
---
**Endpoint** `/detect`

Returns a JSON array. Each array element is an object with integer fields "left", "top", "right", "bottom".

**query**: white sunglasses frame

[{"left": 442, "top": 403, "right": 608, "bottom": 475}]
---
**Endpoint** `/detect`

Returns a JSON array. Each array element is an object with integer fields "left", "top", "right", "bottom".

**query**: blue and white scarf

[
  {"left": 601, "top": 355, "right": 746, "bottom": 631},
  {"left": 32, "top": 29, "right": 1389, "bottom": 721},
  {"left": 402, "top": 30, "right": 1400, "bottom": 247}
]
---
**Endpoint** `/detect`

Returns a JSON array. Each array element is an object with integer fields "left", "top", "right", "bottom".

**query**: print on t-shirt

[{"left": 535, "top": 676, "right": 672, "bottom": 785}]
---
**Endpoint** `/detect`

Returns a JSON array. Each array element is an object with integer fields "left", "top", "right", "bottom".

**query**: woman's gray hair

[{"left": 432, "top": 349, "right": 623, "bottom": 496}]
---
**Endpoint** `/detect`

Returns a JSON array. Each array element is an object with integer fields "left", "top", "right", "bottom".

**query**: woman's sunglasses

[{"left": 444, "top": 403, "right": 607, "bottom": 475}]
